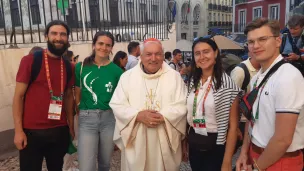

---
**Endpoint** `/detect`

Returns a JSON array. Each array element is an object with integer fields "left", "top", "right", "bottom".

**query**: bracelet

[{"left": 253, "top": 158, "right": 264, "bottom": 171}]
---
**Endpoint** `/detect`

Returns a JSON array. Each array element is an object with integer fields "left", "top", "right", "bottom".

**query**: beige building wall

[{"left": 0, "top": 27, "right": 176, "bottom": 133}]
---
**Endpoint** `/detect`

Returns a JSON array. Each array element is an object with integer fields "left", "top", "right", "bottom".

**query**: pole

[
  {"left": 232, "top": 0, "right": 235, "bottom": 33},
  {"left": 80, "top": 0, "right": 86, "bottom": 40}
]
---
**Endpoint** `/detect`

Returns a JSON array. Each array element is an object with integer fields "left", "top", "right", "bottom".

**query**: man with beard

[{"left": 12, "top": 20, "right": 75, "bottom": 171}]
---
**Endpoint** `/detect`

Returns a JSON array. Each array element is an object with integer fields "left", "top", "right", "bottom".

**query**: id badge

[
  {"left": 193, "top": 118, "right": 208, "bottom": 136},
  {"left": 48, "top": 99, "right": 62, "bottom": 120}
]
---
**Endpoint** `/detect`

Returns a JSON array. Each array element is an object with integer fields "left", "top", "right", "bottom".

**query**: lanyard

[
  {"left": 252, "top": 78, "right": 268, "bottom": 122},
  {"left": 192, "top": 78, "right": 212, "bottom": 119},
  {"left": 44, "top": 49, "right": 64, "bottom": 98}
]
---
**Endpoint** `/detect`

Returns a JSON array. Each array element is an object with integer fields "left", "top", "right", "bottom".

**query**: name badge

[
  {"left": 48, "top": 99, "right": 62, "bottom": 120},
  {"left": 193, "top": 117, "right": 208, "bottom": 136}
]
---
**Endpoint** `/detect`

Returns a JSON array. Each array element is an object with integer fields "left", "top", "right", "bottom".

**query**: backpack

[
  {"left": 169, "top": 62, "right": 183, "bottom": 71},
  {"left": 238, "top": 63, "right": 250, "bottom": 91},
  {"left": 222, "top": 54, "right": 250, "bottom": 91},
  {"left": 28, "top": 50, "right": 72, "bottom": 91},
  {"left": 280, "top": 32, "right": 304, "bottom": 77}
]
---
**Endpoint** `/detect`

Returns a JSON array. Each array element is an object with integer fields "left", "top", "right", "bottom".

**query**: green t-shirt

[{"left": 75, "top": 62, "right": 123, "bottom": 110}]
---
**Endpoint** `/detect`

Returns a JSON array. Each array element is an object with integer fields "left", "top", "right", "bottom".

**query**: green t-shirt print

[{"left": 75, "top": 62, "right": 123, "bottom": 110}]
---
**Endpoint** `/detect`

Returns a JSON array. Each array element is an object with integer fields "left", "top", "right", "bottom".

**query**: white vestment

[{"left": 109, "top": 62, "right": 187, "bottom": 171}]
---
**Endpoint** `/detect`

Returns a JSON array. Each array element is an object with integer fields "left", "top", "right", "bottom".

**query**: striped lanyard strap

[
  {"left": 44, "top": 49, "right": 64, "bottom": 100},
  {"left": 192, "top": 78, "right": 213, "bottom": 121}
]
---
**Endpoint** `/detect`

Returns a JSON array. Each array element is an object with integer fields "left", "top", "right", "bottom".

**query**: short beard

[{"left": 47, "top": 40, "right": 68, "bottom": 57}]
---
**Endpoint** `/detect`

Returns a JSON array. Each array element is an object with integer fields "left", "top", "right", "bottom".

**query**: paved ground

[{"left": 0, "top": 148, "right": 240, "bottom": 171}]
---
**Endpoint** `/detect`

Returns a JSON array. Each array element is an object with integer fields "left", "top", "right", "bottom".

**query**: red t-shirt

[{"left": 16, "top": 53, "right": 75, "bottom": 129}]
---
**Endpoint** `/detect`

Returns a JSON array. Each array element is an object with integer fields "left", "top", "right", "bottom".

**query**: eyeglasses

[{"left": 247, "top": 36, "right": 278, "bottom": 48}]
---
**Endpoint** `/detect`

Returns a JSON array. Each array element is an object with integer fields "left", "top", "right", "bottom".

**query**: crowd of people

[{"left": 11, "top": 14, "right": 304, "bottom": 171}]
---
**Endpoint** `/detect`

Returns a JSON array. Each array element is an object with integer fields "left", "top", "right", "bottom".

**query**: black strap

[
  {"left": 257, "top": 60, "right": 285, "bottom": 88},
  {"left": 63, "top": 58, "right": 72, "bottom": 90},
  {"left": 280, "top": 33, "right": 287, "bottom": 54},
  {"left": 29, "top": 50, "right": 72, "bottom": 90},
  {"left": 29, "top": 50, "right": 43, "bottom": 87},
  {"left": 168, "top": 62, "right": 176, "bottom": 70},
  {"left": 238, "top": 63, "right": 250, "bottom": 91}
]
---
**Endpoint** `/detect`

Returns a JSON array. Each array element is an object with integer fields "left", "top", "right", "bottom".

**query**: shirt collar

[{"left": 244, "top": 58, "right": 258, "bottom": 72}]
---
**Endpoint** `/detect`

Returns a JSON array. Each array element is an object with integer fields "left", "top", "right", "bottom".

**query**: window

[
  {"left": 30, "top": 0, "right": 41, "bottom": 24},
  {"left": 269, "top": 4, "right": 279, "bottom": 20},
  {"left": 222, "top": 14, "right": 224, "bottom": 21},
  {"left": 193, "top": 32, "right": 198, "bottom": 38},
  {"left": 140, "top": 3, "right": 147, "bottom": 23},
  {"left": 253, "top": 7, "right": 262, "bottom": 20},
  {"left": 213, "top": 13, "right": 216, "bottom": 21},
  {"left": 218, "top": 13, "right": 220, "bottom": 21},
  {"left": 239, "top": 9, "right": 246, "bottom": 32},
  {"left": 152, "top": 5, "right": 158, "bottom": 22},
  {"left": 126, "top": 2, "right": 134, "bottom": 23},
  {"left": 208, "top": 12, "right": 212, "bottom": 21},
  {"left": 89, "top": 0, "right": 100, "bottom": 27},
  {"left": 181, "top": 33, "right": 187, "bottom": 40},
  {"left": 226, "top": 14, "right": 228, "bottom": 21},
  {"left": 193, "top": 5, "right": 200, "bottom": 25},
  {"left": 181, "top": 3, "right": 188, "bottom": 24},
  {"left": 10, "top": 0, "right": 21, "bottom": 27},
  {"left": 0, "top": 5, "right": 4, "bottom": 28}
]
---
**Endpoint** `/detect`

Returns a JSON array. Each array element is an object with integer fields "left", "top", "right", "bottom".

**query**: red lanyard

[
  {"left": 44, "top": 50, "right": 64, "bottom": 98},
  {"left": 201, "top": 78, "right": 212, "bottom": 116},
  {"left": 193, "top": 78, "right": 212, "bottom": 118}
]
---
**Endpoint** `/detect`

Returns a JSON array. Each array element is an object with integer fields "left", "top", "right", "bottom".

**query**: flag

[
  {"left": 187, "top": 0, "right": 191, "bottom": 13},
  {"left": 57, "top": 0, "right": 69, "bottom": 15},
  {"left": 172, "top": 2, "right": 177, "bottom": 18}
]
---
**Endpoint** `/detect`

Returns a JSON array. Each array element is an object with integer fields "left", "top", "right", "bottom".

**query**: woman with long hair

[
  {"left": 113, "top": 51, "right": 128, "bottom": 71},
  {"left": 75, "top": 31, "right": 123, "bottom": 171},
  {"left": 184, "top": 37, "right": 242, "bottom": 171}
]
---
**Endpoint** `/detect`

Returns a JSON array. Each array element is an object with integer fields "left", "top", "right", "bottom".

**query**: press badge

[
  {"left": 193, "top": 117, "right": 208, "bottom": 136},
  {"left": 48, "top": 99, "right": 62, "bottom": 120}
]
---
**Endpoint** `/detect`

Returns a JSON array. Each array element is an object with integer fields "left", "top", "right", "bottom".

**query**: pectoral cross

[{"left": 145, "top": 89, "right": 156, "bottom": 110}]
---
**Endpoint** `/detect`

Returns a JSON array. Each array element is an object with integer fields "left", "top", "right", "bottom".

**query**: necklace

[{"left": 143, "top": 77, "right": 160, "bottom": 110}]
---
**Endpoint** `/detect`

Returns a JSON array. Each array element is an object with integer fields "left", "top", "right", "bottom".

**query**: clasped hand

[{"left": 136, "top": 110, "right": 164, "bottom": 128}]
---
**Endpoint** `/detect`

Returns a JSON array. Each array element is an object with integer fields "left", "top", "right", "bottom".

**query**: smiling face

[
  {"left": 247, "top": 26, "right": 281, "bottom": 64},
  {"left": 193, "top": 42, "right": 217, "bottom": 71},
  {"left": 140, "top": 42, "right": 164, "bottom": 74},
  {"left": 93, "top": 35, "right": 113, "bottom": 59},
  {"left": 45, "top": 25, "right": 69, "bottom": 56}
]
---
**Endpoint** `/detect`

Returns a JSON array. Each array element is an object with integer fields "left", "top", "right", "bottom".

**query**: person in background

[
  {"left": 169, "top": 49, "right": 185, "bottom": 72},
  {"left": 164, "top": 51, "right": 172, "bottom": 64},
  {"left": 184, "top": 37, "right": 241, "bottom": 171},
  {"left": 125, "top": 41, "right": 140, "bottom": 70},
  {"left": 113, "top": 51, "right": 128, "bottom": 71},
  {"left": 75, "top": 31, "right": 123, "bottom": 171}
]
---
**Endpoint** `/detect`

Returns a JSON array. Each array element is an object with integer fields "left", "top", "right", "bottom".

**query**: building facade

[
  {"left": 173, "top": 0, "right": 207, "bottom": 42},
  {"left": 207, "top": 0, "right": 233, "bottom": 35},
  {"left": 233, "top": 0, "right": 303, "bottom": 34}
]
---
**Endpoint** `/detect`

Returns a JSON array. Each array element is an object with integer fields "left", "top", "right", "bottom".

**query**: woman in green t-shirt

[{"left": 75, "top": 31, "right": 123, "bottom": 171}]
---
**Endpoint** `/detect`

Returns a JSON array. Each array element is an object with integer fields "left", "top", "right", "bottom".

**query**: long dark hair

[
  {"left": 188, "top": 37, "right": 224, "bottom": 92},
  {"left": 83, "top": 31, "right": 115, "bottom": 66},
  {"left": 113, "top": 51, "right": 127, "bottom": 71}
]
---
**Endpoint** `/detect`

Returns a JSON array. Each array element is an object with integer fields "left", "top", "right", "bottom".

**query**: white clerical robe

[{"left": 109, "top": 62, "right": 187, "bottom": 171}]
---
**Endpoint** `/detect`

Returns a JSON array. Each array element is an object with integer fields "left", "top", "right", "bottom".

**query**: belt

[{"left": 251, "top": 143, "right": 300, "bottom": 158}]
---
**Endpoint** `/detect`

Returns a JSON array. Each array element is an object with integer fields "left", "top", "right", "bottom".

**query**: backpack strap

[
  {"left": 62, "top": 57, "right": 72, "bottom": 91},
  {"left": 280, "top": 33, "right": 288, "bottom": 54},
  {"left": 29, "top": 50, "right": 43, "bottom": 87},
  {"left": 168, "top": 62, "right": 176, "bottom": 70},
  {"left": 79, "top": 62, "right": 84, "bottom": 89},
  {"left": 238, "top": 63, "right": 250, "bottom": 91},
  {"left": 257, "top": 60, "right": 285, "bottom": 88}
]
